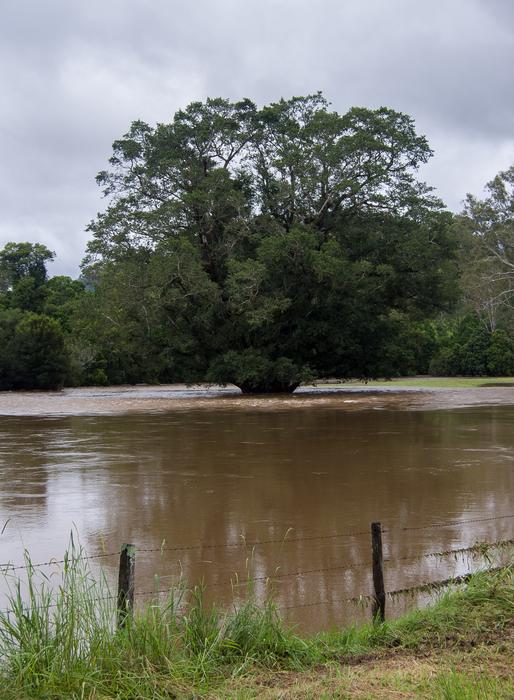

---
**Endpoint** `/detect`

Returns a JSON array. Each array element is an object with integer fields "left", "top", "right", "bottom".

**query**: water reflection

[{"left": 0, "top": 390, "right": 513, "bottom": 631}]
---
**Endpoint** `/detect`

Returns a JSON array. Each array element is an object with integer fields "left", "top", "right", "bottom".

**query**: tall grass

[
  {"left": 0, "top": 543, "right": 307, "bottom": 698},
  {"left": 0, "top": 544, "right": 511, "bottom": 699}
]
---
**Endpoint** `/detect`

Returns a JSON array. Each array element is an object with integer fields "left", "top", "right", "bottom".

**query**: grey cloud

[{"left": 0, "top": 0, "right": 513, "bottom": 276}]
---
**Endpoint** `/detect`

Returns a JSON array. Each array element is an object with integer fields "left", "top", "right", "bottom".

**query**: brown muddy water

[{"left": 0, "top": 384, "right": 513, "bottom": 632}]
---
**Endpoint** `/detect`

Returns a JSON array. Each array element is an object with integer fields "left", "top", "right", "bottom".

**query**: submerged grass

[{"left": 0, "top": 545, "right": 512, "bottom": 699}]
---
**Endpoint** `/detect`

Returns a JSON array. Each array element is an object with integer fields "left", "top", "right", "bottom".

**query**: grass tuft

[{"left": 432, "top": 669, "right": 513, "bottom": 700}]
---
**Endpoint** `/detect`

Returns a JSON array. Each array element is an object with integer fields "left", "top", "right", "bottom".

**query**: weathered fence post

[
  {"left": 371, "top": 522, "right": 385, "bottom": 623},
  {"left": 117, "top": 543, "right": 135, "bottom": 628}
]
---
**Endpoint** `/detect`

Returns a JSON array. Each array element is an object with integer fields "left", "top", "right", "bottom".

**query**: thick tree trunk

[{"left": 238, "top": 381, "right": 299, "bottom": 394}]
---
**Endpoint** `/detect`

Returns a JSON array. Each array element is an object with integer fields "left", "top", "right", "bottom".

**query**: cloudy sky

[{"left": 1, "top": 0, "right": 513, "bottom": 277}]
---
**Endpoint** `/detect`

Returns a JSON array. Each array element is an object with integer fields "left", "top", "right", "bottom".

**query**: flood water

[{"left": 0, "top": 385, "right": 513, "bottom": 632}]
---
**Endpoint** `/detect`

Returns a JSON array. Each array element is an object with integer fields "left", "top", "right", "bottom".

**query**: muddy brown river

[{"left": 0, "top": 385, "right": 513, "bottom": 632}]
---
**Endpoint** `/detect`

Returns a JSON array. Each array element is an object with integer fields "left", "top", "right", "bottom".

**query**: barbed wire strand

[
  {"left": 279, "top": 565, "right": 512, "bottom": 611},
  {"left": 0, "top": 592, "right": 119, "bottom": 617},
  {"left": 141, "top": 537, "right": 514, "bottom": 590},
  {"left": 385, "top": 565, "right": 510, "bottom": 597},
  {"left": 0, "top": 566, "right": 512, "bottom": 615},
  {"left": 1, "top": 513, "right": 512, "bottom": 572},
  {"left": 0, "top": 530, "right": 370, "bottom": 571},
  {"left": 138, "top": 529, "right": 370, "bottom": 554},
  {"left": 0, "top": 551, "right": 120, "bottom": 573},
  {"left": 396, "top": 513, "right": 514, "bottom": 532},
  {"left": 388, "top": 537, "right": 514, "bottom": 565}
]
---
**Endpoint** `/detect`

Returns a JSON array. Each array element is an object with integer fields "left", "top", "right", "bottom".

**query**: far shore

[{"left": 313, "top": 376, "right": 514, "bottom": 389}]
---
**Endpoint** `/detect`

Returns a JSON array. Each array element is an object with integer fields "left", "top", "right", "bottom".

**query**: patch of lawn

[{"left": 313, "top": 376, "right": 514, "bottom": 389}]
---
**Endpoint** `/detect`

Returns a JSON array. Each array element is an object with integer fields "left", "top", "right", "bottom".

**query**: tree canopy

[
  {"left": 2, "top": 96, "right": 512, "bottom": 392},
  {"left": 81, "top": 94, "right": 456, "bottom": 392},
  {"left": 0, "top": 242, "right": 55, "bottom": 291},
  {"left": 0, "top": 244, "right": 73, "bottom": 390}
]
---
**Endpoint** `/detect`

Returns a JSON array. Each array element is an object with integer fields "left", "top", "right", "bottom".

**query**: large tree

[{"left": 83, "top": 94, "right": 457, "bottom": 391}]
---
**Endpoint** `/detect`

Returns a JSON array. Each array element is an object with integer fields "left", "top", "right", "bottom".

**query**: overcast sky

[{"left": 1, "top": 0, "right": 513, "bottom": 277}]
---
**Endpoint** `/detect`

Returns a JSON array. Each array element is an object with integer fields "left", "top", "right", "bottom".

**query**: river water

[{"left": 0, "top": 385, "right": 513, "bottom": 631}]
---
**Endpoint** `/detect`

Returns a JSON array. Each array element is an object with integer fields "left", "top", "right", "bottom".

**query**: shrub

[{"left": 10, "top": 313, "right": 69, "bottom": 389}]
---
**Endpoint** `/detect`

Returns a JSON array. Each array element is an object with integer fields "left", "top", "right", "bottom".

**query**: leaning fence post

[
  {"left": 117, "top": 543, "right": 135, "bottom": 628},
  {"left": 371, "top": 522, "right": 385, "bottom": 623}
]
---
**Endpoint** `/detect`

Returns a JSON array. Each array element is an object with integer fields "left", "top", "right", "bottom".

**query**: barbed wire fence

[{"left": 0, "top": 513, "right": 512, "bottom": 625}]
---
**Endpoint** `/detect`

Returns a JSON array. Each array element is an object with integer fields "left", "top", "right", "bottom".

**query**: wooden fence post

[
  {"left": 117, "top": 543, "right": 135, "bottom": 628},
  {"left": 371, "top": 522, "right": 385, "bottom": 622}
]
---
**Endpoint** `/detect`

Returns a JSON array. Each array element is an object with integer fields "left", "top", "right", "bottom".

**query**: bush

[
  {"left": 427, "top": 315, "right": 514, "bottom": 377},
  {"left": 10, "top": 313, "right": 69, "bottom": 389},
  {"left": 452, "top": 323, "right": 490, "bottom": 375},
  {"left": 429, "top": 346, "right": 456, "bottom": 376},
  {"left": 487, "top": 329, "right": 514, "bottom": 375}
]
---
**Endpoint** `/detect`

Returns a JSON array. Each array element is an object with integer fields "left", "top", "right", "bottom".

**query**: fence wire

[
  {"left": 133, "top": 537, "right": 514, "bottom": 591},
  {"left": 1, "top": 537, "right": 511, "bottom": 617},
  {"left": 1, "top": 512, "right": 512, "bottom": 573}
]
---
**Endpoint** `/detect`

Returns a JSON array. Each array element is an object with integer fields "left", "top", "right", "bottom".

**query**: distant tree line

[{"left": 0, "top": 95, "right": 513, "bottom": 391}]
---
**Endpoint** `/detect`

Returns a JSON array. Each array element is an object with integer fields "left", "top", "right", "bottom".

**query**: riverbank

[{"left": 0, "top": 562, "right": 512, "bottom": 699}]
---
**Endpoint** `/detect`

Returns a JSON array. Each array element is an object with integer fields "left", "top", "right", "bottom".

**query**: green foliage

[
  {"left": 0, "top": 243, "right": 56, "bottom": 314},
  {"left": 207, "top": 350, "right": 314, "bottom": 393},
  {"left": 0, "top": 308, "right": 24, "bottom": 388},
  {"left": 429, "top": 346, "right": 456, "bottom": 376},
  {"left": 451, "top": 317, "right": 490, "bottom": 375},
  {"left": 8, "top": 314, "right": 69, "bottom": 389},
  {"left": 0, "top": 257, "right": 76, "bottom": 390},
  {"left": 78, "top": 94, "right": 458, "bottom": 390},
  {"left": 42, "top": 276, "right": 85, "bottom": 331},
  {"left": 429, "top": 314, "right": 514, "bottom": 377},
  {"left": 9, "top": 276, "right": 47, "bottom": 312},
  {"left": 0, "top": 545, "right": 307, "bottom": 698},
  {"left": 9, "top": 101, "right": 514, "bottom": 391},
  {"left": 487, "top": 329, "right": 514, "bottom": 375},
  {"left": 0, "top": 242, "right": 87, "bottom": 389},
  {"left": 0, "top": 242, "right": 54, "bottom": 292}
]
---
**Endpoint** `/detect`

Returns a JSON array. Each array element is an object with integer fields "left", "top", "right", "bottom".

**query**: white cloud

[{"left": 0, "top": 0, "right": 512, "bottom": 276}]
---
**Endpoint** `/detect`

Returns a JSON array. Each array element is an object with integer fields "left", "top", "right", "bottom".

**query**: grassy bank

[
  {"left": 0, "top": 551, "right": 512, "bottom": 699},
  {"left": 314, "top": 376, "right": 514, "bottom": 389}
]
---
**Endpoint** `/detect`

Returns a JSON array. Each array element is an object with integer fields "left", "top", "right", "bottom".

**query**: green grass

[
  {"left": 432, "top": 670, "right": 512, "bottom": 700},
  {"left": 0, "top": 545, "right": 308, "bottom": 699},
  {"left": 312, "top": 376, "right": 514, "bottom": 389},
  {"left": 0, "top": 547, "right": 512, "bottom": 699}
]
